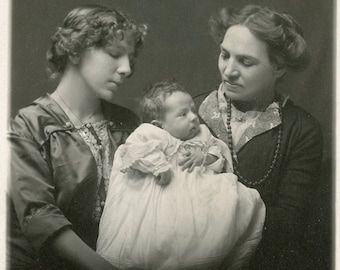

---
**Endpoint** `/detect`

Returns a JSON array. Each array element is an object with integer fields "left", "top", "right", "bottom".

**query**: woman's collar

[{"left": 217, "top": 82, "right": 290, "bottom": 113}]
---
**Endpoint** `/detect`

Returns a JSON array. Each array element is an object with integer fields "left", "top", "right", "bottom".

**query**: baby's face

[{"left": 161, "top": 91, "right": 200, "bottom": 140}]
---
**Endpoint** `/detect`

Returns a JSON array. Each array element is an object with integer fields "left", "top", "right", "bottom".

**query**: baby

[{"left": 97, "top": 81, "right": 265, "bottom": 269}]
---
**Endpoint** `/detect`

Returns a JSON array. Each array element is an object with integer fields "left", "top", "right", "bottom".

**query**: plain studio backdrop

[{"left": 9, "top": 0, "right": 334, "bottom": 269}]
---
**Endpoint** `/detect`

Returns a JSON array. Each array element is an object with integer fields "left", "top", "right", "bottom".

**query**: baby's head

[{"left": 139, "top": 80, "right": 200, "bottom": 141}]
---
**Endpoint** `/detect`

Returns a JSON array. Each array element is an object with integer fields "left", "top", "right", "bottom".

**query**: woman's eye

[
  {"left": 240, "top": 58, "right": 254, "bottom": 67},
  {"left": 220, "top": 52, "right": 230, "bottom": 60},
  {"left": 242, "top": 61, "right": 253, "bottom": 67},
  {"left": 106, "top": 49, "right": 122, "bottom": 59},
  {"left": 109, "top": 53, "right": 120, "bottom": 59}
]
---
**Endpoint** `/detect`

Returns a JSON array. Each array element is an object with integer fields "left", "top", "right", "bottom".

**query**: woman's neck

[
  {"left": 231, "top": 93, "right": 275, "bottom": 112},
  {"left": 51, "top": 71, "right": 103, "bottom": 124}
]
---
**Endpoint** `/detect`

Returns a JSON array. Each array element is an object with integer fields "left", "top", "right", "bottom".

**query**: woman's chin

[{"left": 97, "top": 90, "right": 116, "bottom": 103}]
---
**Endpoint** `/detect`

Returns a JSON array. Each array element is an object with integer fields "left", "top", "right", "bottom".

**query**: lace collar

[{"left": 198, "top": 84, "right": 285, "bottom": 153}]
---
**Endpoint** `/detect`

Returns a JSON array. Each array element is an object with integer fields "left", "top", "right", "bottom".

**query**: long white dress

[{"left": 97, "top": 123, "right": 265, "bottom": 270}]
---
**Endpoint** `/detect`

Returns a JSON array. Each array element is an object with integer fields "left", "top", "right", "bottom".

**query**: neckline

[
  {"left": 230, "top": 103, "right": 263, "bottom": 122},
  {"left": 50, "top": 92, "right": 104, "bottom": 127},
  {"left": 226, "top": 97, "right": 283, "bottom": 186}
]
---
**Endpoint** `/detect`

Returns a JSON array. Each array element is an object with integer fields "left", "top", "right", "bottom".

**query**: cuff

[{"left": 23, "top": 204, "right": 72, "bottom": 251}]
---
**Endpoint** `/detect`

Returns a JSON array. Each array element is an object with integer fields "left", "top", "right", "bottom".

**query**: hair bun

[{"left": 275, "top": 12, "right": 310, "bottom": 71}]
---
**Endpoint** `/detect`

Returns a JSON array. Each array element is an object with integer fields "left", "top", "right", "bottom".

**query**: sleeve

[
  {"left": 8, "top": 115, "right": 72, "bottom": 252},
  {"left": 251, "top": 116, "right": 323, "bottom": 269},
  {"left": 118, "top": 124, "right": 174, "bottom": 176}
]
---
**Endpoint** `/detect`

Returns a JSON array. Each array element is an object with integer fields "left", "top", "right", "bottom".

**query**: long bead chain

[{"left": 226, "top": 98, "right": 282, "bottom": 186}]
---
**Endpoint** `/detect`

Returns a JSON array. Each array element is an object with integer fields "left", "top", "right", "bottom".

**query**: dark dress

[
  {"left": 198, "top": 90, "right": 323, "bottom": 270},
  {"left": 7, "top": 94, "right": 139, "bottom": 270}
]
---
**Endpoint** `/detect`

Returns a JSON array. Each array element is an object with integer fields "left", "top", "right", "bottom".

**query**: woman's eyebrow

[
  {"left": 238, "top": 55, "right": 259, "bottom": 62},
  {"left": 220, "top": 44, "right": 259, "bottom": 61}
]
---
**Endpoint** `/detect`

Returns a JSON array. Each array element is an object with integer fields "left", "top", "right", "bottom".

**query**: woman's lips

[
  {"left": 110, "top": 81, "right": 121, "bottom": 86},
  {"left": 223, "top": 81, "right": 241, "bottom": 91},
  {"left": 224, "top": 80, "right": 241, "bottom": 87}
]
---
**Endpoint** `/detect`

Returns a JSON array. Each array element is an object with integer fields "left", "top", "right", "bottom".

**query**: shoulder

[
  {"left": 282, "top": 100, "right": 323, "bottom": 143},
  {"left": 9, "top": 95, "right": 62, "bottom": 141},
  {"left": 12, "top": 95, "right": 54, "bottom": 119},
  {"left": 283, "top": 100, "right": 321, "bottom": 131},
  {"left": 127, "top": 123, "right": 170, "bottom": 142},
  {"left": 134, "top": 123, "right": 161, "bottom": 134}
]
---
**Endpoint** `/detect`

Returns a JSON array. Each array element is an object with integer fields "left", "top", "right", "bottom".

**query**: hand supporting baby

[{"left": 179, "top": 148, "right": 218, "bottom": 172}]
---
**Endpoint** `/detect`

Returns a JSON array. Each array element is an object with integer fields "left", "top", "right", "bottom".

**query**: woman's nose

[
  {"left": 224, "top": 59, "right": 240, "bottom": 78},
  {"left": 117, "top": 55, "right": 132, "bottom": 77}
]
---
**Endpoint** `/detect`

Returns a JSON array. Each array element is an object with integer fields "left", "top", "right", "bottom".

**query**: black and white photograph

[{"left": 5, "top": 0, "right": 334, "bottom": 269}]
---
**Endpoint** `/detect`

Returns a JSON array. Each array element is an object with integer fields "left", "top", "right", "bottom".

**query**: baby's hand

[
  {"left": 156, "top": 169, "right": 172, "bottom": 186},
  {"left": 179, "top": 149, "right": 205, "bottom": 172}
]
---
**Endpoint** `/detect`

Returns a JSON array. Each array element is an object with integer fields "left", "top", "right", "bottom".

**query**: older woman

[
  {"left": 198, "top": 5, "right": 323, "bottom": 269},
  {"left": 8, "top": 5, "right": 147, "bottom": 270}
]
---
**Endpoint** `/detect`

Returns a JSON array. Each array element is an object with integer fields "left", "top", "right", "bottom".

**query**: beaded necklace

[{"left": 226, "top": 98, "right": 282, "bottom": 186}]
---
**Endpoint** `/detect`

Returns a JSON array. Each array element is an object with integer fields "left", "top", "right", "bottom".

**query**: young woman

[
  {"left": 198, "top": 5, "right": 323, "bottom": 269},
  {"left": 8, "top": 5, "right": 147, "bottom": 270}
]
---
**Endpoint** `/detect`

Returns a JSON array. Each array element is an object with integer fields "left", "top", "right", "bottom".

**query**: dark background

[{"left": 10, "top": 0, "right": 334, "bottom": 269}]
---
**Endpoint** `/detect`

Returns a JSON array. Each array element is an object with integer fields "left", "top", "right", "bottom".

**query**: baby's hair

[
  {"left": 46, "top": 4, "right": 148, "bottom": 78},
  {"left": 139, "top": 80, "right": 189, "bottom": 123}
]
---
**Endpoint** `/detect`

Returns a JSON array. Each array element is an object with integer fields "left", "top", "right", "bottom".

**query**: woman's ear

[
  {"left": 69, "top": 54, "right": 80, "bottom": 65},
  {"left": 274, "top": 66, "right": 286, "bottom": 79},
  {"left": 151, "top": 120, "right": 163, "bottom": 128}
]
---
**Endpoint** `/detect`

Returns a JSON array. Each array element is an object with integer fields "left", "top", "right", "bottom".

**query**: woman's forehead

[
  {"left": 105, "top": 33, "right": 136, "bottom": 54},
  {"left": 222, "top": 25, "right": 269, "bottom": 60}
]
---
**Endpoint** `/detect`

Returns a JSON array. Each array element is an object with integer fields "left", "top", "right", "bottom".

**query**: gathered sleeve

[
  {"left": 118, "top": 124, "right": 179, "bottom": 177},
  {"left": 8, "top": 114, "right": 72, "bottom": 252}
]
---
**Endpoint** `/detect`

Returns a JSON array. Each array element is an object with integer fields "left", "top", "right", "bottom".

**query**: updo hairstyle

[
  {"left": 139, "top": 80, "right": 188, "bottom": 123},
  {"left": 46, "top": 4, "right": 148, "bottom": 78},
  {"left": 209, "top": 5, "right": 309, "bottom": 71}
]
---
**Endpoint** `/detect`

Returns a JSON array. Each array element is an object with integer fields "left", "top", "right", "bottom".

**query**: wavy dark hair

[
  {"left": 209, "top": 5, "right": 309, "bottom": 71},
  {"left": 139, "top": 80, "right": 188, "bottom": 123},
  {"left": 46, "top": 4, "right": 148, "bottom": 78}
]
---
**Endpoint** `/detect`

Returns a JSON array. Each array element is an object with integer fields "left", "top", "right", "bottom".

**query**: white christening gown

[{"left": 97, "top": 123, "right": 265, "bottom": 270}]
